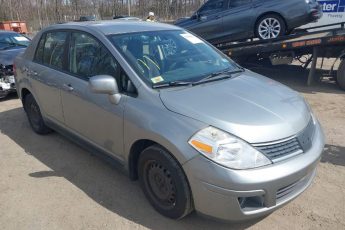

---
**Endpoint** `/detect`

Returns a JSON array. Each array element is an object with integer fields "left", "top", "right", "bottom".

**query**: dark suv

[{"left": 175, "top": 0, "right": 322, "bottom": 43}]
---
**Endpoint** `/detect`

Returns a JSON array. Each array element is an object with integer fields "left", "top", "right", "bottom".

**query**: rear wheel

[
  {"left": 24, "top": 94, "right": 52, "bottom": 134},
  {"left": 138, "top": 145, "right": 193, "bottom": 219},
  {"left": 337, "top": 59, "right": 345, "bottom": 90},
  {"left": 256, "top": 14, "right": 286, "bottom": 40}
]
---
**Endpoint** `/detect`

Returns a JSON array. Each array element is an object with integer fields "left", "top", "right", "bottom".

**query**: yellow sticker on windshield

[{"left": 151, "top": 76, "right": 164, "bottom": 84}]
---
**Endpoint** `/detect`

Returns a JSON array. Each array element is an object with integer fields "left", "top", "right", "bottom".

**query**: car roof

[
  {"left": 0, "top": 30, "right": 20, "bottom": 35},
  {"left": 46, "top": 20, "right": 181, "bottom": 35}
]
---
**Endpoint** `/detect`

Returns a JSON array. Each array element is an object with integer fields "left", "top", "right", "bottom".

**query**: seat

[
  {"left": 49, "top": 42, "right": 65, "bottom": 68},
  {"left": 76, "top": 44, "right": 98, "bottom": 77}
]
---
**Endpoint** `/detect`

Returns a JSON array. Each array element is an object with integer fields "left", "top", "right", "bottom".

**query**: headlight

[{"left": 188, "top": 127, "right": 272, "bottom": 169}]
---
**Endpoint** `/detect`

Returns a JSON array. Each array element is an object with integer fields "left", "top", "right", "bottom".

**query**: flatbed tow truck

[{"left": 213, "top": 22, "right": 345, "bottom": 90}]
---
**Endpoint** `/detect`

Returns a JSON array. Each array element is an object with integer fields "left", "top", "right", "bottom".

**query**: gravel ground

[{"left": 0, "top": 60, "right": 344, "bottom": 230}]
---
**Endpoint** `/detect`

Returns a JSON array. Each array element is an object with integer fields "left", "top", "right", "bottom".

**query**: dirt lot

[{"left": 0, "top": 61, "right": 344, "bottom": 230}]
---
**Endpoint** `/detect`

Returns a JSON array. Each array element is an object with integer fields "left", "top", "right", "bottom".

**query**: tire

[
  {"left": 337, "top": 60, "right": 345, "bottom": 90},
  {"left": 24, "top": 94, "right": 52, "bottom": 135},
  {"left": 255, "top": 14, "right": 286, "bottom": 40},
  {"left": 138, "top": 145, "right": 193, "bottom": 219}
]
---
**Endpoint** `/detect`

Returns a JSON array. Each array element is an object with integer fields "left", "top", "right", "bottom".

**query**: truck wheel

[
  {"left": 24, "top": 94, "right": 52, "bottom": 134},
  {"left": 138, "top": 145, "right": 193, "bottom": 219},
  {"left": 337, "top": 59, "right": 345, "bottom": 90},
  {"left": 256, "top": 14, "right": 286, "bottom": 40}
]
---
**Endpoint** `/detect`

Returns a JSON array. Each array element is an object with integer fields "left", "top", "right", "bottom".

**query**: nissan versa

[{"left": 14, "top": 21, "right": 325, "bottom": 221}]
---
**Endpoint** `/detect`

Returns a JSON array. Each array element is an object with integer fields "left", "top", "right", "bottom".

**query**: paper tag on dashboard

[
  {"left": 180, "top": 33, "right": 203, "bottom": 44},
  {"left": 151, "top": 76, "right": 164, "bottom": 83},
  {"left": 14, "top": 36, "right": 29, "bottom": 41}
]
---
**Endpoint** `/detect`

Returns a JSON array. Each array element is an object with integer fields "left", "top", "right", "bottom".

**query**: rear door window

[
  {"left": 229, "top": 0, "right": 252, "bottom": 8},
  {"left": 68, "top": 32, "right": 135, "bottom": 94},
  {"left": 199, "top": 0, "right": 225, "bottom": 15},
  {"left": 39, "top": 31, "right": 68, "bottom": 69},
  {"left": 33, "top": 34, "right": 46, "bottom": 63}
]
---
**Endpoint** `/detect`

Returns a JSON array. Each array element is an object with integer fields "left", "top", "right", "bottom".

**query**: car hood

[
  {"left": 174, "top": 17, "right": 192, "bottom": 27},
  {"left": 159, "top": 71, "right": 311, "bottom": 144},
  {"left": 0, "top": 47, "right": 26, "bottom": 66}
]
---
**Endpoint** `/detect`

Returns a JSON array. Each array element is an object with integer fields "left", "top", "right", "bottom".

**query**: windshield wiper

[
  {"left": 152, "top": 68, "right": 245, "bottom": 89},
  {"left": 152, "top": 81, "right": 192, "bottom": 89},
  {"left": 193, "top": 68, "right": 244, "bottom": 86}
]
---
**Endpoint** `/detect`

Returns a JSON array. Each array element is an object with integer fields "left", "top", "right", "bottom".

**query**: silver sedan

[{"left": 14, "top": 21, "right": 324, "bottom": 221}]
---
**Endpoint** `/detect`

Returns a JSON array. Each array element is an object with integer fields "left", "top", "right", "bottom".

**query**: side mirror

[
  {"left": 89, "top": 75, "right": 121, "bottom": 105},
  {"left": 191, "top": 11, "right": 198, "bottom": 20},
  {"left": 200, "top": 15, "right": 207, "bottom": 21}
]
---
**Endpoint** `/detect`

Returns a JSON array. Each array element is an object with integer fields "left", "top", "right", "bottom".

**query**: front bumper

[
  {"left": 183, "top": 121, "right": 325, "bottom": 222},
  {"left": 0, "top": 84, "right": 16, "bottom": 98},
  {"left": 0, "top": 75, "right": 16, "bottom": 98}
]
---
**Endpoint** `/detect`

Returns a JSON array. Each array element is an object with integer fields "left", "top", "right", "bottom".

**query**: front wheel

[
  {"left": 138, "top": 145, "right": 193, "bottom": 219},
  {"left": 256, "top": 15, "right": 286, "bottom": 40}
]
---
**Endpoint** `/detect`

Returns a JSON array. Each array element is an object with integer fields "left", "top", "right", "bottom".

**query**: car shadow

[
  {"left": 0, "top": 93, "right": 18, "bottom": 102},
  {"left": 0, "top": 107, "right": 258, "bottom": 229},
  {"left": 243, "top": 61, "right": 345, "bottom": 95},
  {"left": 321, "top": 144, "right": 345, "bottom": 167}
]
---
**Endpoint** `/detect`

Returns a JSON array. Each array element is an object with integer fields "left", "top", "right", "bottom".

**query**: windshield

[
  {"left": 0, "top": 33, "right": 30, "bottom": 50},
  {"left": 109, "top": 30, "right": 238, "bottom": 86}
]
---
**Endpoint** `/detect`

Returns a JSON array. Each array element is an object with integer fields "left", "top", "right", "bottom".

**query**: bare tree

[{"left": 0, "top": 0, "right": 205, "bottom": 32}]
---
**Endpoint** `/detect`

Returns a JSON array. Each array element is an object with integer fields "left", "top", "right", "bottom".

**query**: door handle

[
  {"left": 63, "top": 83, "right": 74, "bottom": 92},
  {"left": 27, "top": 70, "right": 38, "bottom": 77}
]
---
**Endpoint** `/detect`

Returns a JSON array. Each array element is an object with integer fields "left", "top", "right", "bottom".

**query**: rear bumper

[
  {"left": 0, "top": 83, "right": 16, "bottom": 98},
  {"left": 183, "top": 121, "right": 325, "bottom": 222},
  {"left": 309, "top": 6, "right": 323, "bottom": 21},
  {"left": 0, "top": 74, "right": 16, "bottom": 98},
  {"left": 287, "top": 4, "right": 323, "bottom": 30}
]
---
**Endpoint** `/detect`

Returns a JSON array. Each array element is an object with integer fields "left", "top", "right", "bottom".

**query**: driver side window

[
  {"left": 68, "top": 32, "right": 118, "bottom": 80},
  {"left": 199, "top": 0, "right": 225, "bottom": 15},
  {"left": 68, "top": 32, "right": 136, "bottom": 95},
  {"left": 229, "top": 0, "right": 251, "bottom": 8}
]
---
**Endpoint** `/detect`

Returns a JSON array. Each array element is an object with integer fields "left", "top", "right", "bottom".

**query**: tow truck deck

[{"left": 214, "top": 22, "right": 345, "bottom": 90}]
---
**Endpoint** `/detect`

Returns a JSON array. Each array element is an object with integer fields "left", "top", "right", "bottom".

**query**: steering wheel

[
  {"left": 137, "top": 55, "right": 161, "bottom": 79},
  {"left": 166, "top": 49, "right": 199, "bottom": 71}
]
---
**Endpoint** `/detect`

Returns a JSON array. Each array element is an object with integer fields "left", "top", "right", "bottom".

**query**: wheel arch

[
  {"left": 128, "top": 139, "right": 157, "bottom": 180},
  {"left": 127, "top": 138, "right": 192, "bottom": 181}
]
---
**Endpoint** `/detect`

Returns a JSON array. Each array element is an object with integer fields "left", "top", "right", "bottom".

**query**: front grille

[
  {"left": 255, "top": 118, "right": 315, "bottom": 161},
  {"left": 256, "top": 138, "right": 302, "bottom": 161},
  {"left": 276, "top": 171, "right": 315, "bottom": 202},
  {"left": 276, "top": 180, "right": 301, "bottom": 200}
]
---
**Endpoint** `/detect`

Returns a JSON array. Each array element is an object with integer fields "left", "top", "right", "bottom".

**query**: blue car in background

[{"left": 0, "top": 30, "right": 30, "bottom": 98}]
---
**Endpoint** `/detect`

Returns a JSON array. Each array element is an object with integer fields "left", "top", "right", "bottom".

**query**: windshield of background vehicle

[
  {"left": 109, "top": 30, "right": 238, "bottom": 86},
  {"left": 0, "top": 33, "right": 30, "bottom": 50}
]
